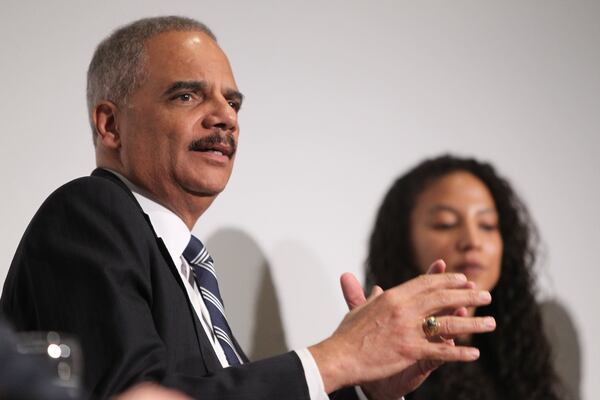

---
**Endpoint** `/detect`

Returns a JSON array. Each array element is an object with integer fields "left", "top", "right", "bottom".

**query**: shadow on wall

[
  {"left": 205, "top": 228, "right": 288, "bottom": 360},
  {"left": 540, "top": 299, "right": 581, "bottom": 400},
  {"left": 268, "top": 240, "right": 345, "bottom": 350}
]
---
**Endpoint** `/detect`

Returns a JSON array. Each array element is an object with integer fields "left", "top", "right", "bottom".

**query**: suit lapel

[
  {"left": 232, "top": 335, "right": 250, "bottom": 363},
  {"left": 91, "top": 168, "right": 224, "bottom": 371}
]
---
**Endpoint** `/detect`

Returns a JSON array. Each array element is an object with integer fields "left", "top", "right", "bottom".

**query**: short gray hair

[{"left": 86, "top": 16, "right": 216, "bottom": 144}]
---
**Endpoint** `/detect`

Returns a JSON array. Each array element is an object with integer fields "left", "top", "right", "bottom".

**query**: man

[{"left": 0, "top": 16, "right": 495, "bottom": 399}]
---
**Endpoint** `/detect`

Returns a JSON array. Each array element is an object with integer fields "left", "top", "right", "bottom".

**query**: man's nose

[{"left": 202, "top": 97, "right": 237, "bottom": 131}]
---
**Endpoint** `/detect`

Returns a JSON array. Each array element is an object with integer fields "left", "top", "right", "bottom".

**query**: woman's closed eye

[{"left": 430, "top": 221, "right": 457, "bottom": 230}]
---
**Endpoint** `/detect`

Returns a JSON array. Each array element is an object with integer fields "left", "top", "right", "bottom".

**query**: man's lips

[
  {"left": 191, "top": 143, "right": 234, "bottom": 158},
  {"left": 188, "top": 132, "right": 237, "bottom": 159}
]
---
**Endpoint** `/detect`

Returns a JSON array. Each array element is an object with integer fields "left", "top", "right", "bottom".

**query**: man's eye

[
  {"left": 228, "top": 100, "right": 241, "bottom": 112},
  {"left": 177, "top": 93, "right": 193, "bottom": 102},
  {"left": 170, "top": 93, "right": 196, "bottom": 103}
]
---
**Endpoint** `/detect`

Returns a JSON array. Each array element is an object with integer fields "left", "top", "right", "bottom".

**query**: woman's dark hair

[{"left": 366, "top": 154, "right": 563, "bottom": 399}]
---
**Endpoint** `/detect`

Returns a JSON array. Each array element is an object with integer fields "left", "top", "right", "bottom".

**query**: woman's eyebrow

[
  {"left": 476, "top": 207, "right": 497, "bottom": 216},
  {"left": 428, "top": 204, "right": 458, "bottom": 214}
]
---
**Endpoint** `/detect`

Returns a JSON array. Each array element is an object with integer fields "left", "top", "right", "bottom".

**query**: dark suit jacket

[{"left": 1, "top": 169, "right": 358, "bottom": 399}]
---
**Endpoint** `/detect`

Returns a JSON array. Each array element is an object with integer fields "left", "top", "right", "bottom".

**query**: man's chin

[
  {"left": 184, "top": 185, "right": 225, "bottom": 198},
  {"left": 177, "top": 171, "right": 230, "bottom": 198},
  {"left": 184, "top": 178, "right": 228, "bottom": 197}
]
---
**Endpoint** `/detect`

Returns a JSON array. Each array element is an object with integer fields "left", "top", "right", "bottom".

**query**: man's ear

[{"left": 93, "top": 101, "right": 121, "bottom": 149}]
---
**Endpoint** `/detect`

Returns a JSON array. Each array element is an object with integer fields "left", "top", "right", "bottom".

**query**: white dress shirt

[{"left": 109, "top": 171, "right": 333, "bottom": 399}]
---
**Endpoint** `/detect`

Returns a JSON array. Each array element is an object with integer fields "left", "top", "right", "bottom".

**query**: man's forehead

[
  {"left": 144, "top": 30, "right": 224, "bottom": 63},
  {"left": 142, "top": 30, "right": 238, "bottom": 89}
]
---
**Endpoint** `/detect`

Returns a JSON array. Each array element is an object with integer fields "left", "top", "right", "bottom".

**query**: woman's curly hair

[{"left": 366, "top": 154, "right": 563, "bottom": 399}]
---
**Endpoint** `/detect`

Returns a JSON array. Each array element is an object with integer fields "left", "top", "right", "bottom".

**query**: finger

[
  {"left": 453, "top": 307, "right": 469, "bottom": 317},
  {"left": 367, "top": 285, "right": 384, "bottom": 301},
  {"left": 429, "top": 299, "right": 472, "bottom": 338},
  {"left": 427, "top": 316, "right": 496, "bottom": 338},
  {"left": 431, "top": 303, "right": 471, "bottom": 342},
  {"left": 417, "top": 359, "right": 444, "bottom": 375},
  {"left": 340, "top": 273, "right": 366, "bottom": 310},
  {"left": 418, "top": 342, "right": 481, "bottom": 362},
  {"left": 392, "top": 273, "right": 469, "bottom": 298},
  {"left": 426, "top": 260, "right": 475, "bottom": 291},
  {"left": 425, "top": 259, "right": 446, "bottom": 274},
  {"left": 435, "top": 309, "right": 467, "bottom": 341},
  {"left": 422, "top": 289, "right": 491, "bottom": 314},
  {"left": 438, "top": 308, "right": 469, "bottom": 340},
  {"left": 432, "top": 305, "right": 470, "bottom": 320},
  {"left": 397, "top": 359, "right": 444, "bottom": 389},
  {"left": 427, "top": 333, "right": 454, "bottom": 344},
  {"left": 433, "top": 307, "right": 459, "bottom": 318}
]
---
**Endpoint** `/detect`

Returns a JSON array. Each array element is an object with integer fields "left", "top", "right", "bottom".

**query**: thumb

[
  {"left": 426, "top": 259, "right": 446, "bottom": 275},
  {"left": 416, "top": 359, "right": 444, "bottom": 376},
  {"left": 340, "top": 272, "right": 366, "bottom": 310}
]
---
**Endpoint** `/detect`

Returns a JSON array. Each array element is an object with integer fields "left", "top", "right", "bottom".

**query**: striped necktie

[{"left": 182, "top": 235, "right": 242, "bottom": 366}]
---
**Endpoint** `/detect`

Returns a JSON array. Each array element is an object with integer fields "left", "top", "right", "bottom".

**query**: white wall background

[{"left": 1, "top": 1, "right": 598, "bottom": 398}]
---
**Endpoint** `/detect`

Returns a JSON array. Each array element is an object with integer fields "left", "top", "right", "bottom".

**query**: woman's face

[{"left": 410, "top": 171, "right": 503, "bottom": 292}]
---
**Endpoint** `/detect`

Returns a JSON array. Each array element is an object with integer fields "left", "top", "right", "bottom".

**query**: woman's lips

[{"left": 453, "top": 261, "right": 485, "bottom": 275}]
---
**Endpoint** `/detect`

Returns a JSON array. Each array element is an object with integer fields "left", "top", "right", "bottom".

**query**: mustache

[{"left": 188, "top": 132, "right": 237, "bottom": 156}]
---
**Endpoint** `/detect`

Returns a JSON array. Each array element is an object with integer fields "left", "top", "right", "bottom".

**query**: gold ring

[{"left": 422, "top": 315, "right": 440, "bottom": 337}]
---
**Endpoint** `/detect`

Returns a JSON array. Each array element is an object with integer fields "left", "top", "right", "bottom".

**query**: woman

[{"left": 366, "top": 155, "right": 564, "bottom": 399}]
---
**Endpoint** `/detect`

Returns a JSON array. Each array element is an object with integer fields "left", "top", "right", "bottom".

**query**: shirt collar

[{"left": 105, "top": 169, "right": 191, "bottom": 267}]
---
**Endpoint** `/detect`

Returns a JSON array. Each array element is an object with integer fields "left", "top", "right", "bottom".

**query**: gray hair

[{"left": 86, "top": 16, "right": 216, "bottom": 144}]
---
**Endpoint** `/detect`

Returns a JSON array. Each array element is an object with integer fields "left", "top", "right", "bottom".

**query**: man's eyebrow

[
  {"left": 224, "top": 88, "right": 244, "bottom": 104},
  {"left": 163, "top": 81, "right": 207, "bottom": 97},
  {"left": 163, "top": 81, "right": 244, "bottom": 104}
]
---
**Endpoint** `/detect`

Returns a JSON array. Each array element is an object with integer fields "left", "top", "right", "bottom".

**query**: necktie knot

[{"left": 183, "top": 235, "right": 213, "bottom": 267}]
